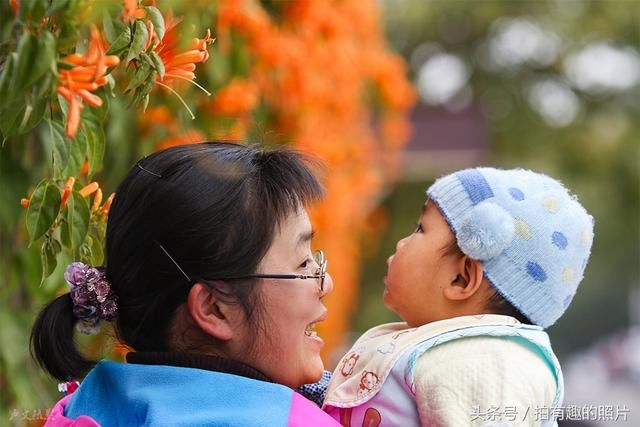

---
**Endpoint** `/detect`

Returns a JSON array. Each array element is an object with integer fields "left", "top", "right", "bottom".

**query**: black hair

[
  {"left": 31, "top": 142, "right": 324, "bottom": 381},
  {"left": 441, "top": 239, "right": 532, "bottom": 324}
]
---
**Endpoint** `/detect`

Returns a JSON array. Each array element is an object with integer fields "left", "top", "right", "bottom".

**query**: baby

[{"left": 323, "top": 167, "right": 594, "bottom": 427}]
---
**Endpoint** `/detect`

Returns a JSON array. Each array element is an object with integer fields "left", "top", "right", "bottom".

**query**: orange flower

[
  {"left": 211, "top": 119, "right": 248, "bottom": 141},
  {"left": 80, "top": 159, "right": 89, "bottom": 175},
  {"left": 100, "top": 193, "right": 115, "bottom": 216},
  {"left": 57, "top": 26, "right": 120, "bottom": 138},
  {"left": 9, "top": 0, "right": 18, "bottom": 15},
  {"left": 154, "top": 15, "right": 213, "bottom": 86},
  {"left": 209, "top": 79, "right": 259, "bottom": 116},
  {"left": 156, "top": 129, "right": 205, "bottom": 151},
  {"left": 60, "top": 177, "right": 75, "bottom": 207},
  {"left": 79, "top": 182, "right": 99, "bottom": 197},
  {"left": 92, "top": 188, "right": 103, "bottom": 212},
  {"left": 380, "top": 113, "right": 413, "bottom": 148},
  {"left": 121, "top": 0, "right": 146, "bottom": 23},
  {"left": 142, "top": 12, "right": 214, "bottom": 119},
  {"left": 138, "top": 105, "right": 177, "bottom": 134}
]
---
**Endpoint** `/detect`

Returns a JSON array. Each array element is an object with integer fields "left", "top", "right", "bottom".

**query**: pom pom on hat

[
  {"left": 427, "top": 167, "right": 594, "bottom": 329},
  {"left": 456, "top": 202, "right": 514, "bottom": 261}
]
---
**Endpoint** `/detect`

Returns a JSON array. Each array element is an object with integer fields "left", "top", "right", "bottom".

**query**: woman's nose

[{"left": 322, "top": 272, "right": 334, "bottom": 296}]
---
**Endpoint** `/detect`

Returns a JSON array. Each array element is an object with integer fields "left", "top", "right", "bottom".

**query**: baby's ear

[{"left": 443, "top": 257, "right": 484, "bottom": 301}]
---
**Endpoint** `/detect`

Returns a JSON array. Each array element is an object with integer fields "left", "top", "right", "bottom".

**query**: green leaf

[
  {"left": 130, "top": 71, "right": 157, "bottom": 107},
  {"left": 125, "top": 62, "right": 152, "bottom": 93},
  {"left": 63, "top": 126, "right": 88, "bottom": 177},
  {"left": 106, "top": 74, "right": 116, "bottom": 92},
  {"left": 17, "top": 95, "right": 48, "bottom": 134},
  {"left": 88, "top": 232, "right": 104, "bottom": 265},
  {"left": 51, "top": 237, "right": 62, "bottom": 254},
  {"left": 47, "top": 0, "right": 70, "bottom": 16},
  {"left": 57, "top": 60, "right": 77, "bottom": 71},
  {"left": 104, "top": 14, "right": 128, "bottom": 44},
  {"left": 47, "top": 119, "right": 69, "bottom": 177},
  {"left": 106, "top": 25, "right": 132, "bottom": 55},
  {"left": 150, "top": 50, "right": 165, "bottom": 79},
  {"left": 84, "top": 121, "right": 105, "bottom": 176},
  {"left": 35, "top": 71, "right": 54, "bottom": 99},
  {"left": 126, "top": 20, "right": 149, "bottom": 63},
  {"left": 79, "top": 236, "right": 93, "bottom": 264},
  {"left": 103, "top": 14, "right": 117, "bottom": 44},
  {"left": 26, "top": 181, "right": 61, "bottom": 244},
  {"left": 0, "top": 53, "right": 16, "bottom": 110},
  {"left": 0, "top": 102, "right": 21, "bottom": 138},
  {"left": 60, "top": 192, "right": 90, "bottom": 257},
  {"left": 87, "top": 89, "right": 110, "bottom": 123},
  {"left": 145, "top": 6, "right": 165, "bottom": 41},
  {"left": 13, "top": 32, "right": 38, "bottom": 92},
  {"left": 19, "top": 0, "right": 46, "bottom": 22},
  {"left": 58, "top": 93, "right": 69, "bottom": 118},
  {"left": 142, "top": 93, "right": 150, "bottom": 111},
  {"left": 25, "top": 30, "right": 56, "bottom": 88},
  {"left": 43, "top": 30, "right": 59, "bottom": 75},
  {"left": 40, "top": 239, "right": 58, "bottom": 284}
]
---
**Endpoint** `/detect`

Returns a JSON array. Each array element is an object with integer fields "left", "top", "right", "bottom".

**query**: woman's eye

[
  {"left": 300, "top": 258, "right": 312, "bottom": 269},
  {"left": 414, "top": 223, "right": 424, "bottom": 233}
]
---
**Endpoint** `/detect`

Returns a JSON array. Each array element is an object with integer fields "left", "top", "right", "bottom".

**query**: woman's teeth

[{"left": 305, "top": 323, "right": 318, "bottom": 337}]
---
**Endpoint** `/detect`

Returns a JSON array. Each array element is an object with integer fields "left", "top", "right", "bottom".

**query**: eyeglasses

[
  {"left": 217, "top": 250, "right": 328, "bottom": 293},
  {"left": 155, "top": 241, "right": 328, "bottom": 293}
]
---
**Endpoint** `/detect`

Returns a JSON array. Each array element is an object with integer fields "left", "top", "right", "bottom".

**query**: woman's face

[{"left": 241, "top": 208, "right": 333, "bottom": 388}]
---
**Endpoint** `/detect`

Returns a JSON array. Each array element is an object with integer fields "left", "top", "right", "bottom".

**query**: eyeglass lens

[{"left": 313, "top": 250, "right": 325, "bottom": 292}]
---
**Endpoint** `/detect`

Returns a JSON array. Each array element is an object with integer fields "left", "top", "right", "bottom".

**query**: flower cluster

[
  {"left": 20, "top": 177, "right": 115, "bottom": 217},
  {"left": 64, "top": 262, "right": 118, "bottom": 335},
  {"left": 144, "top": 10, "right": 214, "bottom": 119},
  {"left": 56, "top": 26, "right": 120, "bottom": 138},
  {"left": 154, "top": 16, "right": 214, "bottom": 86}
]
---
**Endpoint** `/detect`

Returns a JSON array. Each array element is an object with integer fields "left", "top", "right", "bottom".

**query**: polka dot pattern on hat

[
  {"left": 552, "top": 232, "right": 568, "bottom": 250},
  {"left": 526, "top": 262, "right": 547, "bottom": 282},
  {"left": 427, "top": 167, "right": 594, "bottom": 329},
  {"left": 509, "top": 187, "right": 525, "bottom": 201},
  {"left": 514, "top": 219, "right": 533, "bottom": 240}
]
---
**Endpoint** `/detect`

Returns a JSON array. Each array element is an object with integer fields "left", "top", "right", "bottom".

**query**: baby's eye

[{"left": 414, "top": 223, "right": 424, "bottom": 233}]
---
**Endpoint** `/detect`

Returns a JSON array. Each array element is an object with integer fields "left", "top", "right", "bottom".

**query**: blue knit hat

[{"left": 427, "top": 167, "right": 594, "bottom": 328}]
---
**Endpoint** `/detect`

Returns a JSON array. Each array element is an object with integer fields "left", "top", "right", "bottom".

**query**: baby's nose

[{"left": 396, "top": 235, "right": 409, "bottom": 251}]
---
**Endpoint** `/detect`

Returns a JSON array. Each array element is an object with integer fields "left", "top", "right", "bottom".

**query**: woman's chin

[{"left": 302, "top": 363, "right": 325, "bottom": 386}]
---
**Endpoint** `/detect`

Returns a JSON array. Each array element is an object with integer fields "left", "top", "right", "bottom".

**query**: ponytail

[{"left": 30, "top": 294, "right": 96, "bottom": 381}]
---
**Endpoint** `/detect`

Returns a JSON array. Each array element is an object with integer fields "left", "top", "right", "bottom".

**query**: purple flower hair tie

[{"left": 64, "top": 262, "right": 118, "bottom": 335}]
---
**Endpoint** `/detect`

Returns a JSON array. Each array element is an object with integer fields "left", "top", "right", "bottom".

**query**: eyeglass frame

[
  {"left": 213, "top": 250, "right": 328, "bottom": 293},
  {"left": 155, "top": 241, "right": 328, "bottom": 293}
]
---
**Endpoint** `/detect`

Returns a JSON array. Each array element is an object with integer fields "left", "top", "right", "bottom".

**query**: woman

[{"left": 31, "top": 142, "right": 341, "bottom": 426}]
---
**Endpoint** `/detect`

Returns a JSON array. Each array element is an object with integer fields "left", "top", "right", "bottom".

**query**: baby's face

[{"left": 383, "top": 200, "right": 460, "bottom": 327}]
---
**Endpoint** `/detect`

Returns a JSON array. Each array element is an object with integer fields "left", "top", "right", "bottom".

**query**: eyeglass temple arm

[
  {"left": 231, "top": 274, "right": 322, "bottom": 280},
  {"left": 154, "top": 240, "right": 191, "bottom": 282}
]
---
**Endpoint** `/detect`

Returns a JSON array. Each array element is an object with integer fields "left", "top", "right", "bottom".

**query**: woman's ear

[
  {"left": 443, "top": 256, "right": 485, "bottom": 301},
  {"left": 187, "top": 283, "right": 237, "bottom": 341}
]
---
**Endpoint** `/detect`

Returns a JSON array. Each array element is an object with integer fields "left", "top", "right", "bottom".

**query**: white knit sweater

[{"left": 413, "top": 335, "right": 557, "bottom": 426}]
